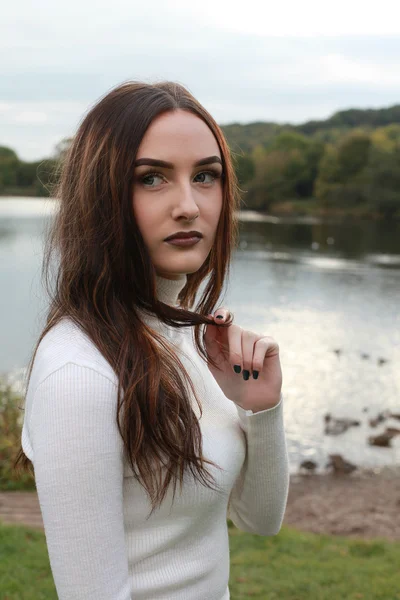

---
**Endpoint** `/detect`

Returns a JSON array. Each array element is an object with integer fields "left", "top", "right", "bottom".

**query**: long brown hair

[{"left": 13, "top": 80, "right": 241, "bottom": 516}]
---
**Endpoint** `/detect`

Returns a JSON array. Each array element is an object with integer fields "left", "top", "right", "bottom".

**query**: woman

[{"left": 14, "top": 81, "right": 289, "bottom": 600}]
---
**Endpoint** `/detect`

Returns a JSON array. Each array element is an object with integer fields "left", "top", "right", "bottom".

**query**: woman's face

[{"left": 132, "top": 109, "right": 224, "bottom": 281}]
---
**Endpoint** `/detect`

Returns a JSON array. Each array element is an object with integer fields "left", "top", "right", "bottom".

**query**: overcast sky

[{"left": 2, "top": 0, "right": 400, "bottom": 161}]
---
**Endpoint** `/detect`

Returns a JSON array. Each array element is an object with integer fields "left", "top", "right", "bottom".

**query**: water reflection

[{"left": 1, "top": 198, "right": 399, "bottom": 474}]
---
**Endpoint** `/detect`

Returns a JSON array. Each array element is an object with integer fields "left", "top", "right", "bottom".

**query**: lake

[{"left": 1, "top": 197, "right": 399, "bottom": 474}]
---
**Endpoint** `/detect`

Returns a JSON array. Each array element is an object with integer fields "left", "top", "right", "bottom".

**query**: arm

[
  {"left": 227, "top": 393, "right": 290, "bottom": 536},
  {"left": 29, "top": 362, "right": 132, "bottom": 600}
]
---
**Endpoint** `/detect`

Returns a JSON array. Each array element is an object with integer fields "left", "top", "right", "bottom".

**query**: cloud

[
  {"left": 1, "top": 0, "right": 400, "bottom": 160},
  {"left": 171, "top": 0, "right": 400, "bottom": 36},
  {"left": 14, "top": 111, "right": 48, "bottom": 124},
  {"left": 318, "top": 54, "right": 400, "bottom": 85}
]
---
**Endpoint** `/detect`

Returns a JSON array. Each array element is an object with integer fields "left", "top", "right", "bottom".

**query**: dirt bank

[
  {"left": 284, "top": 466, "right": 400, "bottom": 541},
  {"left": 1, "top": 466, "right": 400, "bottom": 541}
]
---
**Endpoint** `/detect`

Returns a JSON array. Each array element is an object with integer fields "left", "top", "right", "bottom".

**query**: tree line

[{"left": 1, "top": 104, "right": 400, "bottom": 219}]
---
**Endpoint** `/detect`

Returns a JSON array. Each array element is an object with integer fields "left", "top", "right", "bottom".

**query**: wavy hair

[{"left": 13, "top": 80, "right": 241, "bottom": 516}]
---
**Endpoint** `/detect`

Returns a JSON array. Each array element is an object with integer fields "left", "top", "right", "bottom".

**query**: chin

[{"left": 156, "top": 256, "right": 206, "bottom": 276}]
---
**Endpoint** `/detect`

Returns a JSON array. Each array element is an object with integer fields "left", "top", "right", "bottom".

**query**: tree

[
  {"left": 371, "top": 124, "right": 400, "bottom": 153},
  {"left": 268, "top": 132, "right": 325, "bottom": 198},
  {"left": 244, "top": 145, "right": 294, "bottom": 210},
  {"left": 16, "top": 161, "right": 39, "bottom": 187},
  {"left": 0, "top": 146, "right": 19, "bottom": 188},
  {"left": 314, "top": 145, "right": 342, "bottom": 205},
  {"left": 357, "top": 145, "right": 400, "bottom": 218},
  {"left": 232, "top": 153, "right": 255, "bottom": 185},
  {"left": 336, "top": 131, "right": 371, "bottom": 181}
]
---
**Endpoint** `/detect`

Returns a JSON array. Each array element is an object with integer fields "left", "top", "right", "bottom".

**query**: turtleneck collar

[{"left": 155, "top": 272, "right": 187, "bottom": 307}]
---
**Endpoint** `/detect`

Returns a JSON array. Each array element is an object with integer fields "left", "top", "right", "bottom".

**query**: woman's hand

[{"left": 204, "top": 308, "right": 282, "bottom": 412}]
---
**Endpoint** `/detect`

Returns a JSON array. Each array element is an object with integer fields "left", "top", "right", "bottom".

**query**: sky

[{"left": 2, "top": 0, "right": 400, "bottom": 162}]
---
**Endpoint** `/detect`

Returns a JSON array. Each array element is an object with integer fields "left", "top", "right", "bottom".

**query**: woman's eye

[
  {"left": 141, "top": 173, "right": 164, "bottom": 187},
  {"left": 194, "top": 171, "right": 218, "bottom": 184},
  {"left": 139, "top": 170, "right": 220, "bottom": 188}
]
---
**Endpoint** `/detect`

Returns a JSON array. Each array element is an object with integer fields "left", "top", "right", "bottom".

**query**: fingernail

[
  {"left": 233, "top": 365, "right": 241, "bottom": 374},
  {"left": 243, "top": 370, "right": 250, "bottom": 381},
  {"left": 253, "top": 370, "right": 259, "bottom": 380},
  {"left": 216, "top": 315, "right": 224, "bottom": 320}
]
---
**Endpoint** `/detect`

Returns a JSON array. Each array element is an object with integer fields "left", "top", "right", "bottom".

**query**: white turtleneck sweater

[{"left": 21, "top": 273, "right": 289, "bottom": 600}]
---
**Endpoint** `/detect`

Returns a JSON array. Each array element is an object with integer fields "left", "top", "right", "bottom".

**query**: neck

[{"left": 155, "top": 272, "right": 188, "bottom": 307}]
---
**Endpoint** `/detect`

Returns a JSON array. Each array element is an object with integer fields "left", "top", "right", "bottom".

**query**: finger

[
  {"left": 226, "top": 323, "right": 244, "bottom": 372},
  {"left": 252, "top": 336, "right": 279, "bottom": 374},
  {"left": 213, "top": 307, "right": 230, "bottom": 321},
  {"left": 241, "top": 330, "right": 256, "bottom": 379}
]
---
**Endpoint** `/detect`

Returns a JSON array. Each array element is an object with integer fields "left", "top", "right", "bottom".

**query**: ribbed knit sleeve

[
  {"left": 28, "top": 362, "right": 132, "bottom": 600},
  {"left": 227, "top": 393, "right": 290, "bottom": 536}
]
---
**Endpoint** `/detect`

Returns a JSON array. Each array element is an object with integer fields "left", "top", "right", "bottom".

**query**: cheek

[
  {"left": 207, "top": 188, "right": 223, "bottom": 221},
  {"left": 132, "top": 194, "right": 155, "bottom": 243}
]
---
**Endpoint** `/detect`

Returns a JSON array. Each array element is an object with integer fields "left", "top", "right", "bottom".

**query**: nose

[{"left": 171, "top": 180, "right": 199, "bottom": 222}]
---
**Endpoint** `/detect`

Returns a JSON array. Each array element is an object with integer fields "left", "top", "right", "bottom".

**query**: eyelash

[{"left": 137, "top": 168, "right": 223, "bottom": 188}]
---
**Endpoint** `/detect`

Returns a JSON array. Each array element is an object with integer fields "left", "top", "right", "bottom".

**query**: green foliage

[
  {"left": 0, "top": 147, "right": 18, "bottom": 160},
  {"left": 242, "top": 133, "right": 325, "bottom": 209},
  {"left": 232, "top": 153, "right": 255, "bottom": 185},
  {"left": 314, "top": 128, "right": 400, "bottom": 217},
  {"left": 244, "top": 146, "right": 293, "bottom": 210},
  {"left": 3, "top": 108, "right": 400, "bottom": 219},
  {"left": 336, "top": 131, "right": 371, "bottom": 181},
  {"left": 0, "top": 377, "right": 36, "bottom": 491},
  {"left": 297, "top": 104, "right": 400, "bottom": 136},
  {"left": 0, "top": 146, "right": 19, "bottom": 189},
  {"left": 371, "top": 124, "right": 400, "bottom": 152},
  {"left": 222, "top": 122, "right": 293, "bottom": 154},
  {"left": 356, "top": 145, "right": 400, "bottom": 218},
  {"left": 270, "top": 131, "right": 309, "bottom": 152},
  {"left": 15, "top": 161, "right": 39, "bottom": 187},
  {"left": 0, "top": 140, "right": 64, "bottom": 197}
]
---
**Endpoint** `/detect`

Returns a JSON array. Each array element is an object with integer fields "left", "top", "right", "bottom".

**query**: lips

[{"left": 164, "top": 231, "right": 203, "bottom": 241}]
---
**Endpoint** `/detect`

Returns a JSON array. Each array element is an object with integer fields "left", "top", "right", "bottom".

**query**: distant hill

[
  {"left": 2, "top": 102, "right": 400, "bottom": 219},
  {"left": 297, "top": 105, "right": 400, "bottom": 135},
  {"left": 221, "top": 104, "right": 400, "bottom": 153},
  {"left": 221, "top": 121, "right": 292, "bottom": 154}
]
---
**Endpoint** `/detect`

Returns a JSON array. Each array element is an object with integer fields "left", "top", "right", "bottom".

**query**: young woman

[{"left": 14, "top": 81, "right": 289, "bottom": 600}]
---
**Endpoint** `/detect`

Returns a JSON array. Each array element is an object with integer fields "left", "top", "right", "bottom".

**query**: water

[{"left": 1, "top": 197, "right": 399, "bottom": 474}]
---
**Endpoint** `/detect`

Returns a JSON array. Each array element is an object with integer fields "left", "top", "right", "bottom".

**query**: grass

[
  {"left": 1, "top": 518, "right": 399, "bottom": 600},
  {"left": 227, "top": 522, "right": 400, "bottom": 599},
  {"left": 0, "top": 520, "right": 56, "bottom": 600},
  {"left": 2, "top": 380, "right": 399, "bottom": 599}
]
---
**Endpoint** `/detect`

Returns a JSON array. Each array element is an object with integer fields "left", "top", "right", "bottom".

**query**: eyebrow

[{"left": 134, "top": 155, "right": 222, "bottom": 169}]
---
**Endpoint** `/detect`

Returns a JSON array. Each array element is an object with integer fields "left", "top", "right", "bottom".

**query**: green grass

[
  {"left": 227, "top": 522, "right": 400, "bottom": 599},
  {"left": 1, "top": 519, "right": 399, "bottom": 600},
  {"left": 0, "top": 520, "right": 56, "bottom": 600}
]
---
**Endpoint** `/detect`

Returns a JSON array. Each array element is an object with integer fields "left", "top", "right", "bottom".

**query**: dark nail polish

[
  {"left": 216, "top": 315, "right": 223, "bottom": 319},
  {"left": 234, "top": 365, "right": 241, "bottom": 374},
  {"left": 243, "top": 370, "right": 250, "bottom": 381}
]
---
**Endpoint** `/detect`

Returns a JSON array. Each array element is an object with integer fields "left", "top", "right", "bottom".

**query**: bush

[{"left": 0, "top": 377, "right": 35, "bottom": 491}]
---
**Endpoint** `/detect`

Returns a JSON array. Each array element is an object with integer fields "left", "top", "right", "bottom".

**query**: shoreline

[
  {"left": 1, "top": 467, "right": 399, "bottom": 541},
  {"left": 1, "top": 195, "right": 398, "bottom": 222},
  {"left": 284, "top": 466, "right": 400, "bottom": 541}
]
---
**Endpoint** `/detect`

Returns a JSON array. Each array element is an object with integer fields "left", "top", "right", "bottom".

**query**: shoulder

[
  {"left": 29, "top": 317, "right": 118, "bottom": 392},
  {"left": 23, "top": 319, "right": 120, "bottom": 462}
]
